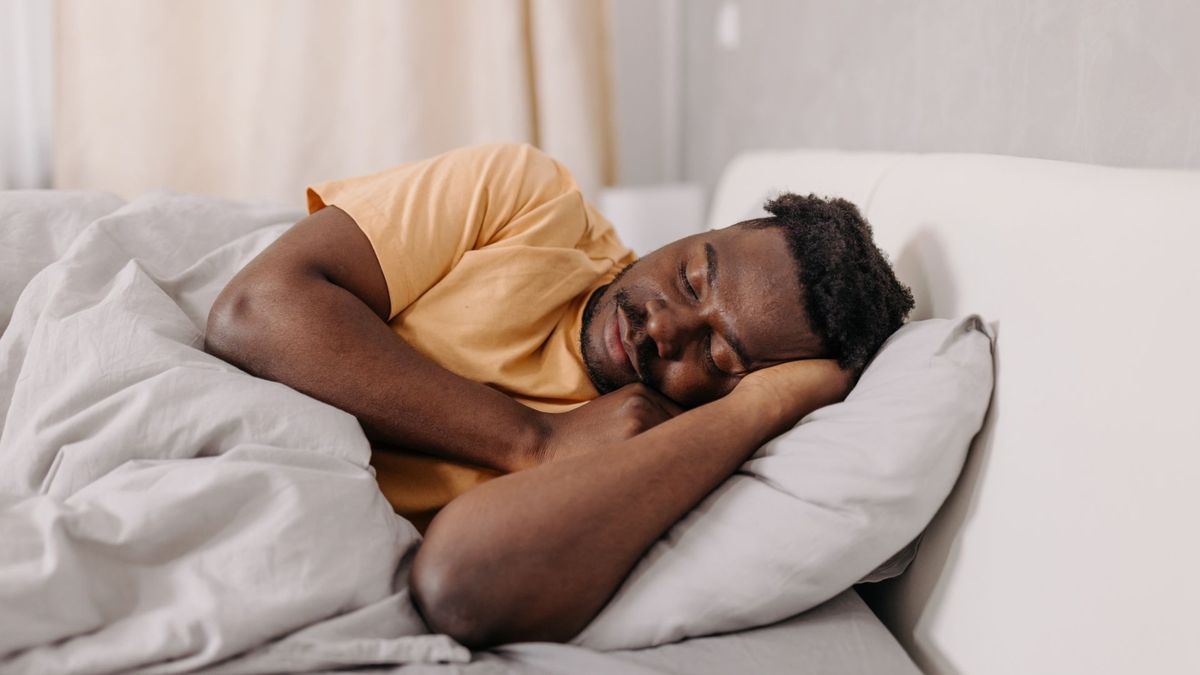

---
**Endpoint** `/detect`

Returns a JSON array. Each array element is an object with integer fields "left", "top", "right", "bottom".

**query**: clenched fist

[{"left": 531, "top": 383, "right": 685, "bottom": 465}]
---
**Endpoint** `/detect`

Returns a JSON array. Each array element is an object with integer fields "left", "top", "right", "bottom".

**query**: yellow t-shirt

[{"left": 306, "top": 143, "right": 635, "bottom": 529}]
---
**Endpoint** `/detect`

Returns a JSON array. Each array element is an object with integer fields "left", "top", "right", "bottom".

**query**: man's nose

[{"left": 643, "top": 298, "right": 703, "bottom": 359}]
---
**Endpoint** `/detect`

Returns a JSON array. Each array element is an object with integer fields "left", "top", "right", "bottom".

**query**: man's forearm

[
  {"left": 410, "top": 366, "right": 840, "bottom": 647},
  {"left": 205, "top": 269, "right": 542, "bottom": 472}
]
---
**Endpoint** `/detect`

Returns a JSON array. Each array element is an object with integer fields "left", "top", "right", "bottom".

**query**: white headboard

[{"left": 710, "top": 150, "right": 1200, "bottom": 675}]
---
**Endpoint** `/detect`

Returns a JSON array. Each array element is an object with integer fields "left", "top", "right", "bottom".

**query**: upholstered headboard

[{"left": 709, "top": 150, "right": 1200, "bottom": 675}]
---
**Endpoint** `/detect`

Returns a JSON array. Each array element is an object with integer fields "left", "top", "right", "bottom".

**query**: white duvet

[{"left": 0, "top": 191, "right": 468, "bottom": 673}]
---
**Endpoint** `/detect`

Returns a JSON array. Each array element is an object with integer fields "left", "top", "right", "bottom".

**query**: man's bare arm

[
  {"left": 410, "top": 359, "right": 852, "bottom": 647},
  {"left": 205, "top": 206, "right": 552, "bottom": 472}
]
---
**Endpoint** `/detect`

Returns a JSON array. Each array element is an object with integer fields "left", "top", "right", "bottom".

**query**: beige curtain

[{"left": 54, "top": 0, "right": 612, "bottom": 204}]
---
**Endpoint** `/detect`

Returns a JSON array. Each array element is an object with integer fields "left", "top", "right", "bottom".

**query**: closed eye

[
  {"left": 703, "top": 334, "right": 723, "bottom": 375},
  {"left": 678, "top": 261, "right": 698, "bottom": 299}
]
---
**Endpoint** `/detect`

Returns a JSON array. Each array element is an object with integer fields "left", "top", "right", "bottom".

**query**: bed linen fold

[{"left": 0, "top": 192, "right": 466, "bottom": 673}]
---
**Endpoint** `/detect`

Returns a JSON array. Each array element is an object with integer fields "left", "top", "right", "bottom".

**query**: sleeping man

[{"left": 204, "top": 143, "right": 914, "bottom": 648}]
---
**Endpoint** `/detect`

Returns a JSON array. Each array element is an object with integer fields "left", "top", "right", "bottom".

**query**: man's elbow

[
  {"left": 411, "top": 546, "right": 591, "bottom": 648},
  {"left": 410, "top": 512, "right": 585, "bottom": 649},
  {"left": 410, "top": 546, "right": 502, "bottom": 649},
  {"left": 204, "top": 284, "right": 263, "bottom": 368}
]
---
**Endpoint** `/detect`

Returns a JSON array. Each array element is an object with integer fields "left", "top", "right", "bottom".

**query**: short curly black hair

[{"left": 744, "top": 193, "right": 914, "bottom": 371}]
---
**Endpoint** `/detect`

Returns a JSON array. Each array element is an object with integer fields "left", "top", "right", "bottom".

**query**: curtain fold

[
  {"left": 53, "top": 0, "right": 611, "bottom": 204},
  {"left": 0, "top": 0, "right": 54, "bottom": 189}
]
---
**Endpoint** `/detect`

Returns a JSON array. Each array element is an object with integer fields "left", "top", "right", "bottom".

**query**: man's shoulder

[{"left": 440, "top": 142, "right": 563, "bottom": 176}]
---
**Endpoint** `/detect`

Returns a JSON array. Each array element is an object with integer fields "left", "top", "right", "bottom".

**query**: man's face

[{"left": 581, "top": 224, "right": 824, "bottom": 408}]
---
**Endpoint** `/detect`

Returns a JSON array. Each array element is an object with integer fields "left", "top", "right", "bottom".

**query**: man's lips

[
  {"left": 616, "top": 306, "right": 644, "bottom": 380},
  {"left": 606, "top": 306, "right": 630, "bottom": 373},
  {"left": 606, "top": 304, "right": 642, "bottom": 380}
]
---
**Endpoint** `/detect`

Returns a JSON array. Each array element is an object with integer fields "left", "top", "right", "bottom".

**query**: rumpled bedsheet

[{"left": 0, "top": 191, "right": 468, "bottom": 673}]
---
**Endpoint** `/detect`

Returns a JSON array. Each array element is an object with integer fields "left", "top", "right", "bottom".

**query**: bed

[
  {"left": 10, "top": 139, "right": 1198, "bottom": 674},
  {"left": 0, "top": 187, "right": 924, "bottom": 674},
  {"left": 395, "top": 590, "right": 915, "bottom": 674}
]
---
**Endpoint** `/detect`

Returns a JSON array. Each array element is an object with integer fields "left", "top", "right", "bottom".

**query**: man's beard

[
  {"left": 580, "top": 262, "right": 659, "bottom": 394},
  {"left": 580, "top": 282, "right": 619, "bottom": 393}
]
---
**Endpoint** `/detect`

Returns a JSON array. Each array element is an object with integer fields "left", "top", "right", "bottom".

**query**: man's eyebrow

[
  {"left": 706, "top": 242, "right": 750, "bottom": 372},
  {"left": 704, "top": 242, "right": 718, "bottom": 291}
]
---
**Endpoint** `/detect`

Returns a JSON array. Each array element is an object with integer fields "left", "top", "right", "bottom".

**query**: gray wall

[
  {"left": 608, "top": 0, "right": 678, "bottom": 186},
  {"left": 675, "top": 0, "right": 1200, "bottom": 195}
]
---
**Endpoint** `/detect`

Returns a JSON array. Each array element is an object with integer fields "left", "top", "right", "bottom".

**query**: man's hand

[
  {"left": 532, "top": 384, "right": 685, "bottom": 465},
  {"left": 732, "top": 359, "right": 857, "bottom": 437},
  {"left": 529, "top": 361, "right": 853, "bottom": 468}
]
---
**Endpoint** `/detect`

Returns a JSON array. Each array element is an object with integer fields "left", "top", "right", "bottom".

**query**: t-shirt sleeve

[{"left": 306, "top": 143, "right": 584, "bottom": 320}]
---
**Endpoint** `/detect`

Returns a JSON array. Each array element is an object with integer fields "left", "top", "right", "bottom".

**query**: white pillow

[{"left": 573, "top": 316, "right": 994, "bottom": 649}]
